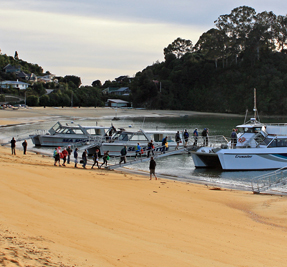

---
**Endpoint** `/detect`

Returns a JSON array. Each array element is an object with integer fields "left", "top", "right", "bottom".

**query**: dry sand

[{"left": 1, "top": 107, "right": 287, "bottom": 266}]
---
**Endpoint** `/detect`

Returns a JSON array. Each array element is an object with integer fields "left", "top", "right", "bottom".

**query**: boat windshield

[{"left": 241, "top": 127, "right": 262, "bottom": 133}]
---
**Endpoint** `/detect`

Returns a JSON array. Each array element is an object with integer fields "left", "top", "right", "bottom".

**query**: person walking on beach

[
  {"left": 147, "top": 140, "right": 155, "bottom": 157},
  {"left": 62, "top": 147, "right": 68, "bottom": 166},
  {"left": 11, "top": 137, "right": 16, "bottom": 155},
  {"left": 175, "top": 131, "right": 181, "bottom": 150},
  {"left": 119, "top": 146, "right": 127, "bottom": 164},
  {"left": 67, "top": 145, "right": 72, "bottom": 164},
  {"left": 22, "top": 140, "right": 27, "bottom": 155},
  {"left": 149, "top": 156, "right": 157, "bottom": 180},
  {"left": 100, "top": 151, "right": 109, "bottom": 168},
  {"left": 183, "top": 129, "right": 189, "bottom": 147},
  {"left": 193, "top": 128, "right": 198, "bottom": 146},
  {"left": 74, "top": 147, "right": 78, "bottom": 168},
  {"left": 91, "top": 148, "right": 100, "bottom": 168},
  {"left": 135, "top": 143, "right": 141, "bottom": 159},
  {"left": 82, "top": 149, "right": 87, "bottom": 169},
  {"left": 54, "top": 147, "right": 61, "bottom": 166}
]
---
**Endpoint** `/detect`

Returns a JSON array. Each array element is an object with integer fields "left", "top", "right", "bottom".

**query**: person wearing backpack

[
  {"left": 147, "top": 140, "right": 155, "bottom": 157},
  {"left": 100, "top": 151, "right": 110, "bottom": 168},
  {"left": 183, "top": 129, "right": 189, "bottom": 147},
  {"left": 135, "top": 143, "right": 141, "bottom": 159}
]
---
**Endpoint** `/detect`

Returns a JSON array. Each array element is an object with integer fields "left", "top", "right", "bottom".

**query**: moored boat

[
  {"left": 190, "top": 89, "right": 287, "bottom": 170},
  {"left": 30, "top": 121, "right": 115, "bottom": 147},
  {"left": 86, "top": 129, "right": 185, "bottom": 156}
]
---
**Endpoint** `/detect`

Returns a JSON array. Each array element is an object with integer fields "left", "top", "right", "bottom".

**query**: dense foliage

[{"left": 130, "top": 6, "right": 287, "bottom": 115}]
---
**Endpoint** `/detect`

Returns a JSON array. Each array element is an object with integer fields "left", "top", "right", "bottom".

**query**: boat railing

[
  {"left": 251, "top": 167, "right": 287, "bottom": 194},
  {"left": 193, "top": 135, "right": 229, "bottom": 148}
]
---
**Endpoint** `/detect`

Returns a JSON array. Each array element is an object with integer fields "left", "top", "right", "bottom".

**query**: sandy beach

[{"left": 1, "top": 107, "right": 287, "bottom": 266}]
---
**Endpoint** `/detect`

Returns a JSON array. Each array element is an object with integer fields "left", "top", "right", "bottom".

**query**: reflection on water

[{"left": 0, "top": 115, "right": 284, "bottom": 189}]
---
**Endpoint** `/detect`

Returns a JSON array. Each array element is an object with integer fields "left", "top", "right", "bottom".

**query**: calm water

[{"left": 0, "top": 114, "right": 284, "bottom": 190}]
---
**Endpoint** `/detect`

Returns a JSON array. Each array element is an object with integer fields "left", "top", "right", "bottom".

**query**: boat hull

[
  {"left": 30, "top": 134, "right": 92, "bottom": 147},
  {"left": 191, "top": 147, "right": 287, "bottom": 171}
]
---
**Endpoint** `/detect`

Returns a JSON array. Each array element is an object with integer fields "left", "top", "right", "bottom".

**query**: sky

[{"left": 1, "top": 0, "right": 286, "bottom": 86}]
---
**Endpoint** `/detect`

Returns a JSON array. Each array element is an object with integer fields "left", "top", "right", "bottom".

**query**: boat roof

[{"left": 236, "top": 123, "right": 264, "bottom": 128}]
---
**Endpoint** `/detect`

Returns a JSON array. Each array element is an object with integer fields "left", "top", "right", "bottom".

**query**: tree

[
  {"left": 39, "top": 94, "right": 50, "bottom": 106},
  {"left": 92, "top": 80, "right": 102, "bottom": 87},
  {"left": 63, "top": 75, "right": 81, "bottom": 88},
  {"left": 215, "top": 6, "right": 257, "bottom": 55},
  {"left": 194, "top": 29, "right": 229, "bottom": 68},
  {"left": 26, "top": 95, "right": 39, "bottom": 106},
  {"left": 274, "top": 15, "right": 287, "bottom": 52},
  {"left": 164, "top": 37, "right": 193, "bottom": 59}
]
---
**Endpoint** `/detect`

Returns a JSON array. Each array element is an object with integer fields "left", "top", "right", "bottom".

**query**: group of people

[
  {"left": 10, "top": 137, "right": 28, "bottom": 155},
  {"left": 176, "top": 128, "right": 209, "bottom": 147},
  {"left": 53, "top": 145, "right": 73, "bottom": 167},
  {"left": 53, "top": 146, "right": 110, "bottom": 169}
]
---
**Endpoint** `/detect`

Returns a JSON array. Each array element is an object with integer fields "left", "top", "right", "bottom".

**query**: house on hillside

[
  {"left": 17, "top": 71, "right": 29, "bottom": 80},
  {"left": 102, "top": 87, "right": 130, "bottom": 95},
  {"left": 37, "top": 74, "right": 55, "bottom": 83},
  {"left": 0, "top": 80, "right": 29, "bottom": 90},
  {"left": 113, "top": 87, "right": 130, "bottom": 96},
  {"left": 3, "top": 64, "right": 21, "bottom": 74},
  {"left": 102, "top": 87, "right": 120, "bottom": 95},
  {"left": 28, "top": 73, "right": 37, "bottom": 82},
  {"left": 106, "top": 99, "right": 129, "bottom": 108}
]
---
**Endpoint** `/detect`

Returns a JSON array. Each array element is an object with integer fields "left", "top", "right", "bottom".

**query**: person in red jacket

[{"left": 62, "top": 147, "right": 69, "bottom": 166}]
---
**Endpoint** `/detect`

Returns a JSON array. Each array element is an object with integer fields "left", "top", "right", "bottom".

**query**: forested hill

[{"left": 130, "top": 6, "right": 287, "bottom": 115}]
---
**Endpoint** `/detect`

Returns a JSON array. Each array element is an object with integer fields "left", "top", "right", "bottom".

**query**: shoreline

[{"left": 0, "top": 107, "right": 284, "bottom": 194}]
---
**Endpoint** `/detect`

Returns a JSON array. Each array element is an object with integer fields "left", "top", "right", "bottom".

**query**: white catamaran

[{"left": 190, "top": 89, "right": 287, "bottom": 170}]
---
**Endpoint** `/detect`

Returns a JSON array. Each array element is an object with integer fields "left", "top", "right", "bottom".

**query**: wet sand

[{"left": 1, "top": 107, "right": 287, "bottom": 266}]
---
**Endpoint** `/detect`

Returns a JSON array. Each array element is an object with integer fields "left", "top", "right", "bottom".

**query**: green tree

[
  {"left": 164, "top": 37, "right": 193, "bottom": 59},
  {"left": 26, "top": 95, "right": 39, "bottom": 106}
]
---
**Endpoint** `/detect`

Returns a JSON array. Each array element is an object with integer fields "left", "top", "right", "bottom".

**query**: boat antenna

[
  {"left": 244, "top": 109, "right": 248, "bottom": 124},
  {"left": 253, "top": 88, "right": 257, "bottom": 121}
]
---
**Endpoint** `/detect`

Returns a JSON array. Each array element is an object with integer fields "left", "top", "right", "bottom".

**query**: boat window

[
  {"left": 268, "top": 139, "right": 277, "bottom": 147},
  {"left": 277, "top": 139, "right": 287, "bottom": 147},
  {"left": 262, "top": 138, "right": 273, "bottom": 146},
  {"left": 130, "top": 133, "right": 148, "bottom": 141},
  {"left": 267, "top": 138, "right": 287, "bottom": 147},
  {"left": 153, "top": 134, "right": 161, "bottom": 142},
  {"left": 66, "top": 129, "right": 75, "bottom": 134},
  {"left": 73, "top": 129, "right": 84, "bottom": 134},
  {"left": 118, "top": 133, "right": 132, "bottom": 141}
]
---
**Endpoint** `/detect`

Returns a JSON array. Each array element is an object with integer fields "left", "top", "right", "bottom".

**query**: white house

[{"left": 0, "top": 80, "right": 29, "bottom": 90}]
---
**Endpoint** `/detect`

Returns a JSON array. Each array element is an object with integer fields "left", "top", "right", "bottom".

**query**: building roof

[
  {"left": 116, "top": 87, "right": 130, "bottom": 92},
  {"left": 0, "top": 80, "right": 29, "bottom": 86},
  {"left": 107, "top": 99, "right": 129, "bottom": 104}
]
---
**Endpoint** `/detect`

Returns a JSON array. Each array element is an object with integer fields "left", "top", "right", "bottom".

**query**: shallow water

[{"left": 0, "top": 115, "right": 283, "bottom": 190}]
